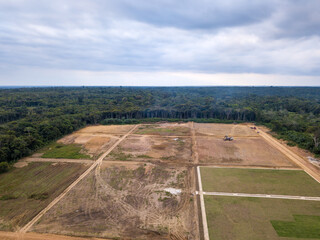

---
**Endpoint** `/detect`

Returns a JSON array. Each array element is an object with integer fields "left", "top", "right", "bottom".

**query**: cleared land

[
  {"left": 201, "top": 167, "right": 320, "bottom": 196},
  {"left": 134, "top": 123, "right": 191, "bottom": 136},
  {"left": 197, "top": 136, "right": 296, "bottom": 167},
  {"left": 55, "top": 125, "right": 135, "bottom": 159},
  {"left": 204, "top": 196, "right": 320, "bottom": 240},
  {"left": 105, "top": 135, "right": 193, "bottom": 163},
  {"left": 194, "top": 123, "right": 258, "bottom": 137},
  {"left": 0, "top": 162, "right": 87, "bottom": 231},
  {"left": 32, "top": 162, "right": 198, "bottom": 239},
  {"left": 41, "top": 143, "right": 91, "bottom": 159}
]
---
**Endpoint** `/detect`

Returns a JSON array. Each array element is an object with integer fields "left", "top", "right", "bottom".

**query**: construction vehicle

[{"left": 223, "top": 135, "right": 233, "bottom": 141}]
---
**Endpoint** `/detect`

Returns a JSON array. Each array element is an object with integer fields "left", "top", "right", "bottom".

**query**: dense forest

[{"left": 0, "top": 86, "right": 320, "bottom": 169}]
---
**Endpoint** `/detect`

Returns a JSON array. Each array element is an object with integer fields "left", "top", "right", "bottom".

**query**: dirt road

[
  {"left": 190, "top": 122, "right": 199, "bottom": 164},
  {"left": 202, "top": 191, "right": 320, "bottom": 201},
  {"left": 258, "top": 128, "right": 320, "bottom": 183},
  {"left": 196, "top": 166, "right": 210, "bottom": 240},
  {"left": 0, "top": 231, "right": 108, "bottom": 240},
  {"left": 19, "top": 124, "right": 139, "bottom": 234}
]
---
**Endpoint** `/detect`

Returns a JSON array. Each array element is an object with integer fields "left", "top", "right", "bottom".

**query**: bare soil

[
  {"left": 77, "top": 125, "right": 134, "bottom": 135},
  {"left": 194, "top": 123, "right": 258, "bottom": 137},
  {"left": 197, "top": 136, "right": 296, "bottom": 167},
  {"left": 32, "top": 162, "right": 198, "bottom": 240},
  {"left": 105, "top": 135, "right": 193, "bottom": 164}
]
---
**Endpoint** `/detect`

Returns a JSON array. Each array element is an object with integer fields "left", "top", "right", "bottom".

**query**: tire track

[{"left": 19, "top": 124, "right": 139, "bottom": 233}]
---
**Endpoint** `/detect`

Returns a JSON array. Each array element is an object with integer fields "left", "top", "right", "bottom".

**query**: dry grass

[
  {"left": 0, "top": 162, "right": 87, "bottom": 231},
  {"left": 77, "top": 125, "right": 134, "bottom": 135}
]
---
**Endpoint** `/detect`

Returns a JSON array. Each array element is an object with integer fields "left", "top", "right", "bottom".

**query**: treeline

[{"left": 0, "top": 86, "right": 320, "bottom": 166}]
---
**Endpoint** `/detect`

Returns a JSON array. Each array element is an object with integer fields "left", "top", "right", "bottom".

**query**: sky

[{"left": 0, "top": 0, "right": 320, "bottom": 86}]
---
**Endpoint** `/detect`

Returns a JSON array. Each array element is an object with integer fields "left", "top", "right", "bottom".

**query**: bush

[{"left": 0, "top": 162, "right": 9, "bottom": 173}]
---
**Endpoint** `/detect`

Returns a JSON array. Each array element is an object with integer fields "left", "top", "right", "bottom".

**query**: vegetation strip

[
  {"left": 202, "top": 192, "right": 320, "bottom": 201},
  {"left": 19, "top": 124, "right": 139, "bottom": 233}
]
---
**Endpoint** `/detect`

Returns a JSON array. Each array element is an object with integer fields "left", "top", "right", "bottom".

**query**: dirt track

[
  {"left": 0, "top": 231, "right": 108, "bottom": 240},
  {"left": 202, "top": 191, "right": 320, "bottom": 201},
  {"left": 258, "top": 127, "right": 320, "bottom": 183},
  {"left": 19, "top": 125, "right": 139, "bottom": 233}
]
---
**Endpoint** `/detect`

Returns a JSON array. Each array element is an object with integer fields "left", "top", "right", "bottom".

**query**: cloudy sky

[{"left": 0, "top": 0, "right": 320, "bottom": 86}]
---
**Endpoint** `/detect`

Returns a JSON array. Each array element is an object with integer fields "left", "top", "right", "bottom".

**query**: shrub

[{"left": 0, "top": 162, "right": 10, "bottom": 173}]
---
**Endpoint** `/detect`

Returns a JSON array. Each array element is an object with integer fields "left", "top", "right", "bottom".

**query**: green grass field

[
  {"left": 41, "top": 143, "right": 91, "bottom": 159},
  {"left": 135, "top": 125, "right": 190, "bottom": 136},
  {"left": 0, "top": 162, "right": 87, "bottom": 230},
  {"left": 204, "top": 196, "right": 320, "bottom": 240},
  {"left": 201, "top": 167, "right": 320, "bottom": 197}
]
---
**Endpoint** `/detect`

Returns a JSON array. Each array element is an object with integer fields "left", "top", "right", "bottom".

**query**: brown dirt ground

[
  {"left": 104, "top": 135, "right": 193, "bottom": 164},
  {"left": 77, "top": 125, "right": 134, "bottom": 135},
  {"left": 32, "top": 162, "right": 198, "bottom": 240},
  {"left": 197, "top": 136, "right": 297, "bottom": 167},
  {"left": 194, "top": 123, "right": 258, "bottom": 137}
]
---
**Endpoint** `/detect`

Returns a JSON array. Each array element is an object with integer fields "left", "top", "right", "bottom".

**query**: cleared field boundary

[
  {"left": 19, "top": 124, "right": 139, "bottom": 233},
  {"left": 257, "top": 128, "right": 320, "bottom": 183},
  {"left": 22, "top": 158, "right": 93, "bottom": 164},
  {"left": 196, "top": 166, "right": 210, "bottom": 240},
  {"left": 203, "top": 191, "right": 320, "bottom": 201},
  {"left": 201, "top": 165, "right": 301, "bottom": 170}
]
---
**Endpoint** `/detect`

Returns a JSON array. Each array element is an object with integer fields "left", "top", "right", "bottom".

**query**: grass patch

[
  {"left": 110, "top": 150, "right": 133, "bottom": 161},
  {"left": 41, "top": 143, "right": 91, "bottom": 159},
  {"left": 201, "top": 167, "right": 320, "bottom": 197},
  {"left": 271, "top": 215, "right": 320, "bottom": 238},
  {"left": 137, "top": 154, "right": 153, "bottom": 159},
  {"left": 204, "top": 196, "right": 320, "bottom": 240},
  {"left": 135, "top": 125, "right": 190, "bottom": 136}
]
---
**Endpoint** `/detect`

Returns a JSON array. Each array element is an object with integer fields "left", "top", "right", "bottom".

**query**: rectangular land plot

[
  {"left": 33, "top": 162, "right": 198, "bottom": 239},
  {"left": 55, "top": 127, "right": 122, "bottom": 159},
  {"left": 197, "top": 136, "right": 296, "bottom": 167},
  {"left": 76, "top": 125, "right": 134, "bottom": 135},
  {"left": 204, "top": 196, "right": 320, "bottom": 240},
  {"left": 194, "top": 123, "right": 258, "bottom": 137},
  {"left": 0, "top": 162, "right": 88, "bottom": 231},
  {"left": 134, "top": 123, "right": 191, "bottom": 136},
  {"left": 104, "top": 135, "right": 193, "bottom": 163},
  {"left": 201, "top": 167, "right": 320, "bottom": 196}
]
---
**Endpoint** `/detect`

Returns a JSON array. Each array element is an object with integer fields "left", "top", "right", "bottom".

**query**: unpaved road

[
  {"left": 196, "top": 166, "right": 210, "bottom": 240},
  {"left": 257, "top": 127, "right": 320, "bottom": 183},
  {"left": 19, "top": 124, "right": 139, "bottom": 233},
  {"left": 0, "top": 231, "right": 108, "bottom": 240},
  {"left": 202, "top": 191, "right": 320, "bottom": 201}
]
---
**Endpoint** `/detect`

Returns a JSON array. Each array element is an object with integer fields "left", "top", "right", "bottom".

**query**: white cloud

[{"left": 0, "top": 0, "right": 319, "bottom": 85}]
